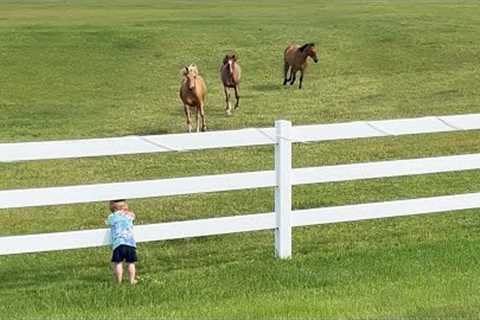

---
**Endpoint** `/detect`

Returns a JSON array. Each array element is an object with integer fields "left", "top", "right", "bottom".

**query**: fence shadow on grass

[{"left": 134, "top": 128, "right": 170, "bottom": 136}]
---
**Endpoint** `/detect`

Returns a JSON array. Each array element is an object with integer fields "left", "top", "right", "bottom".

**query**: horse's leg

[
  {"left": 195, "top": 107, "right": 200, "bottom": 133},
  {"left": 299, "top": 69, "right": 304, "bottom": 89},
  {"left": 283, "top": 62, "right": 290, "bottom": 85},
  {"left": 234, "top": 85, "right": 240, "bottom": 110},
  {"left": 183, "top": 105, "right": 192, "bottom": 133},
  {"left": 224, "top": 86, "right": 231, "bottom": 115},
  {"left": 290, "top": 69, "right": 296, "bottom": 85},
  {"left": 287, "top": 66, "right": 294, "bottom": 83},
  {"left": 200, "top": 103, "right": 207, "bottom": 132}
]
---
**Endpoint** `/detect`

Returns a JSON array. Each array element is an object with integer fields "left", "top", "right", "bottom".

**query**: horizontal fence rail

[
  {"left": 1, "top": 113, "right": 480, "bottom": 162},
  {"left": 292, "top": 192, "right": 480, "bottom": 227},
  {"left": 292, "top": 153, "right": 480, "bottom": 185},
  {"left": 2, "top": 153, "right": 480, "bottom": 210},
  {"left": 3, "top": 192, "right": 480, "bottom": 255},
  {"left": 1, "top": 114, "right": 480, "bottom": 257},
  {"left": 0, "top": 171, "right": 275, "bottom": 209},
  {"left": 0, "top": 213, "right": 276, "bottom": 255}
]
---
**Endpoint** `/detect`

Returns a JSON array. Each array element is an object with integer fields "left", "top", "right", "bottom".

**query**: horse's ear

[
  {"left": 309, "top": 43, "right": 315, "bottom": 47},
  {"left": 223, "top": 55, "right": 229, "bottom": 64},
  {"left": 232, "top": 54, "right": 237, "bottom": 61}
]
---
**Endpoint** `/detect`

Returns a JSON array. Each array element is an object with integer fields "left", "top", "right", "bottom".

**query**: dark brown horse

[
  {"left": 179, "top": 64, "right": 207, "bottom": 132},
  {"left": 220, "top": 54, "right": 241, "bottom": 115},
  {"left": 283, "top": 43, "right": 318, "bottom": 89}
]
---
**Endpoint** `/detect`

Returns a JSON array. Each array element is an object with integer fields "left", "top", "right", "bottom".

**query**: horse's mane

[
  {"left": 181, "top": 64, "right": 199, "bottom": 77},
  {"left": 299, "top": 43, "right": 315, "bottom": 51}
]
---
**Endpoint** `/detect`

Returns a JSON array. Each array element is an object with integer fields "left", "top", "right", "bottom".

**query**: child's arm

[
  {"left": 123, "top": 211, "right": 135, "bottom": 220},
  {"left": 105, "top": 213, "right": 114, "bottom": 226}
]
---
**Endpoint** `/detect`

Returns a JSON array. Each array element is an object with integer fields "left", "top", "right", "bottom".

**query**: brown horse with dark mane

[
  {"left": 283, "top": 43, "right": 318, "bottom": 89},
  {"left": 220, "top": 54, "right": 241, "bottom": 115},
  {"left": 179, "top": 64, "right": 207, "bottom": 132}
]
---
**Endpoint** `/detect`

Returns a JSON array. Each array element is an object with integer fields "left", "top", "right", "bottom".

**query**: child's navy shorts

[{"left": 111, "top": 245, "right": 137, "bottom": 263}]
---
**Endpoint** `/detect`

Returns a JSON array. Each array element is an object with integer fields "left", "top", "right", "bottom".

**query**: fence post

[{"left": 274, "top": 120, "right": 292, "bottom": 259}]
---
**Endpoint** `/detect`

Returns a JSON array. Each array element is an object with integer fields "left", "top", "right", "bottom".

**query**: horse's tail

[
  {"left": 196, "top": 75, "right": 207, "bottom": 99},
  {"left": 234, "top": 63, "right": 241, "bottom": 82},
  {"left": 284, "top": 44, "right": 296, "bottom": 55}
]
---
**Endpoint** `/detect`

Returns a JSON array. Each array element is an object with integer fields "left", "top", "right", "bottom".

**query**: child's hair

[{"left": 109, "top": 199, "right": 128, "bottom": 212}]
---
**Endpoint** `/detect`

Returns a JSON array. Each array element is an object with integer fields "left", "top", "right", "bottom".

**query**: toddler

[{"left": 106, "top": 199, "right": 138, "bottom": 284}]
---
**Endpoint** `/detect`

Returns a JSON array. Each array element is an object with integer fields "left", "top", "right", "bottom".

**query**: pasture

[{"left": 1, "top": 0, "right": 480, "bottom": 319}]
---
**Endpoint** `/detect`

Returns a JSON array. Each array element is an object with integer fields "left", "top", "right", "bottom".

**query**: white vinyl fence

[{"left": 1, "top": 113, "right": 480, "bottom": 258}]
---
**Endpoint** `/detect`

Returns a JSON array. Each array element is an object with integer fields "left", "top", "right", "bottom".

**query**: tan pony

[
  {"left": 179, "top": 64, "right": 207, "bottom": 132},
  {"left": 283, "top": 43, "right": 319, "bottom": 89},
  {"left": 220, "top": 54, "right": 241, "bottom": 115}
]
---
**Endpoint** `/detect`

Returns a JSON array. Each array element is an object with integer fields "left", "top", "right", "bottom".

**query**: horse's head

[
  {"left": 182, "top": 64, "right": 198, "bottom": 90},
  {"left": 223, "top": 54, "right": 237, "bottom": 74},
  {"left": 301, "top": 43, "right": 319, "bottom": 63}
]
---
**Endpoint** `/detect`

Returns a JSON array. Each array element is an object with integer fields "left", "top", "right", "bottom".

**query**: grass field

[{"left": 1, "top": 0, "right": 480, "bottom": 319}]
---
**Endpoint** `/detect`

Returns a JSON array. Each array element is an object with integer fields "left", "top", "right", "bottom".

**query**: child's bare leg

[
  {"left": 127, "top": 263, "right": 137, "bottom": 284},
  {"left": 113, "top": 263, "right": 123, "bottom": 283}
]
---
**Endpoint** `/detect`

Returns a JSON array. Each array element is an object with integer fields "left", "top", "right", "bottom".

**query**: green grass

[{"left": 1, "top": 0, "right": 480, "bottom": 318}]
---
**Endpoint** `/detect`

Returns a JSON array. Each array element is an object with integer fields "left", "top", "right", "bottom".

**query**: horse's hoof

[
  {"left": 225, "top": 110, "right": 232, "bottom": 116},
  {"left": 201, "top": 127, "right": 207, "bottom": 132}
]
